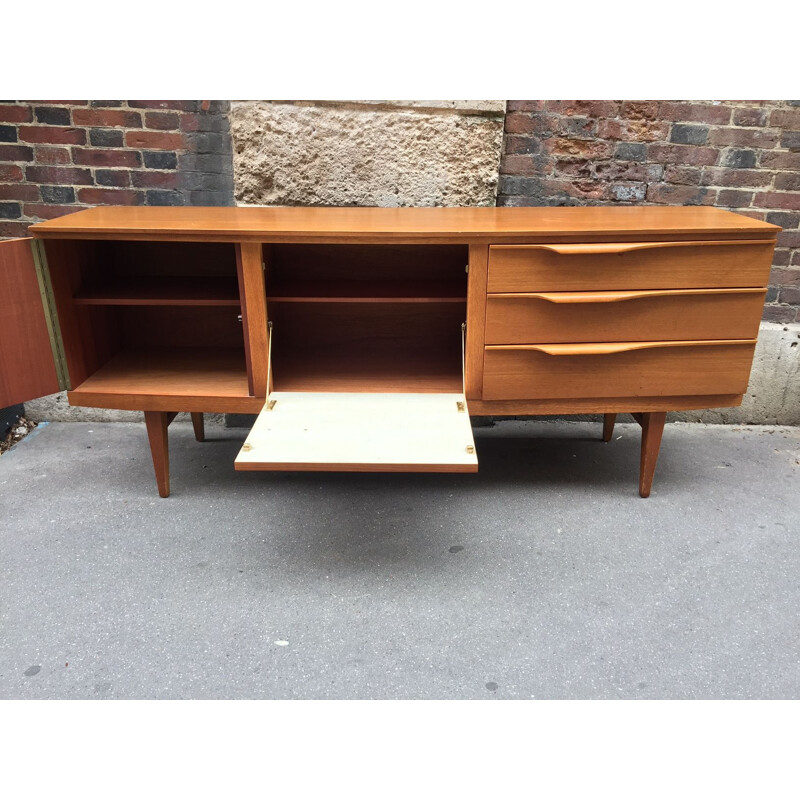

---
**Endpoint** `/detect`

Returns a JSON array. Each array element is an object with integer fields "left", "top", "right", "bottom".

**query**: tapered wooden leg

[
  {"left": 190, "top": 412, "right": 205, "bottom": 442},
  {"left": 639, "top": 411, "right": 666, "bottom": 498},
  {"left": 602, "top": 413, "right": 617, "bottom": 442},
  {"left": 144, "top": 411, "right": 171, "bottom": 498}
]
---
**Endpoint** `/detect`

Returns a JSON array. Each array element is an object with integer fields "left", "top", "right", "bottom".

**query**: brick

[
  {"left": 597, "top": 119, "right": 670, "bottom": 142},
  {"left": 593, "top": 161, "right": 663, "bottom": 182},
  {"left": 95, "top": 169, "right": 130, "bottom": 187},
  {"left": 770, "top": 267, "right": 800, "bottom": 286},
  {"left": 0, "top": 144, "right": 34, "bottom": 161},
  {"left": 144, "top": 111, "right": 180, "bottom": 130},
  {"left": 0, "top": 183, "right": 39, "bottom": 201},
  {"left": 772, "top": 248, "right": 791, "bottom": 266},
  {"left": 708, "top": 127, "right": 780, "bottom": 148},
  {"left": 143, "top": 151, "right": 178, "bottom": 170},
  {"left": 0, "top": 220, "right": 30, "bottom": 237},
  {"left": 124, "top": 130, "right": 185, "bottom": 150},
  {"left": 621, "top": 101, "right": 659, "bottom": 119},
  {"left": 777, "top": 231, "right": 800, "bottom": 247},
  {"left": 89, "top": 128, "right": 124, "bottom": 147},
  {"left": 25, "top": 165, "right": 93, "bottom": 185},
  {"left": 607, "top": 182, "right": 647, "bottom": 202},
  {"left": 28, "top": 101, "right": 87, "bottom": 105},
  {"left": 34, "top": 106, "right": 71, "bottom": 125},
  {"left": 760, "top": 151, "right": 800, "bottom": 170},
  {"left": 700, "top": 168, "right": 771, "bottom": 187},
  {"left": 754, "top": 192, "right": 800, "bottom": 210},
  {"left": 71, "top": 108, "right": 142, "bottom": 128},
  {"left": 544, "top": 101, "right": 620, "bottom": 118},
  {"left": 793, "top": 252, "right": 800, "bottom": 266},
  {"left": 0, "top": 201, "right": 22, "bottom": 218},
  {"left": 775, "top": 173, "right": 800, "bottom": 191},
  {"left": 40, "top": 185, "right": 75, "bottom": 203},
  {"left": 552, "top": 159, "right": 592, "bottom": 177},
  {"left": 188, "top": 190, "right": 231, "bottom": 205},
  {"left": 553, "top": 117, "right": 596, "bottom": 138},
  {"left": 769, "top": 108, "right": 800, "bottom": 128},
  {"left": 717, "top": 189, "right": 754, "bottom": 208},
  {"left": 145, "top": 189, "right": 185, "bottom": 205},
  {"left": 0, "top": 164, "right": 23, "bottom": 181},
  {"left": 659, "top": 102, "right": 732, "bottom": 125},
  {"left": 781, "top": 131, "right": 800, "bottom": 151},
  {"left": 723, "top": 148, "right": 757, "bottom": 168},
  {"left": 778, "top": 287, "right": 800, "bottom": 304},
  {"left": 765, "top": 287, "right": 779, "bottom": 302},
  {"left": 734, "top": 209, "right": 767, "bottom": 221},
  {"left": 670, "top": 124, "right": 709, "bottom": 145},
  {"left": 177, "top": 153, "right": 228, "bottom": 173},
  {"left": 503, "top": 136, "right": 541, "bottom": 156},
  {"left": 128, "top": 100, "right": 199, "bottom": 112},
  {"left": 71, "top": 147, "right": 141, "bottom": 167},
  {"left": 18, "top": 126, "right": 86, "bottom": 145},
  {"left": 0, "top": 104, "right": 32, "bottom": 123},
  {"left": 131, "top": 171, "right": 181, "bottom": 189},
  {"left": 733, "top": 108, "right": 767, "bottom": 127},
  {"left": 506, "top": 101, "right": 546, "bottom": 112},
  {"left": 90, "top": 101, "right": 124, "bottom": 107},
  {"left": 664, "top": 165, "right": 703, "bottom": 184},
  {"left": 0, "top": 125, "right": 17, "bottom": 142},
  {"left": 646, "top": 184, "right": 716, "bottom": 205},
  {"left": 766, "top": 211, "right": 800, "bottom": 228},
  {"left": 504, "top": 113, "right": 554, "bottom": 135},
  {"left": 762, "top": 304, "right": 797, "bottom": 323},
  {"left": 33, "top": 145, "right": 71, "bottom": 164},
  {"left": 23, "top": 203, "right": 86, "bottom": 220},
  {"left": 500, "top": 155, "right": 547, "bottom": 176},
  {"left": 543, "top": 138, "right": 614, "bottom": 159},
  {"left": 613, "top": 142, "right": 646, "bottom": 162},
  {"left": 77, "top": 188, "right": 143, "bottom": 205},
  {"left": 180, "top": 113, "right": 229, "bottom": 133},
  {"left": 646, "top": 143, "right": 719, "bottom": 165}
]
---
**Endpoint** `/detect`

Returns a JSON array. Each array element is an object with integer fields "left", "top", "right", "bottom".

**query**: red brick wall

[
  {"left": 0, "top": 100, "right": 233, "bottom": 239},
  {"left": 499, "top": 101, "right": 800, "bottom": 323}
]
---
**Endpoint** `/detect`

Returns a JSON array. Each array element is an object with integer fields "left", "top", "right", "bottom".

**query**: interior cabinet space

[
  {"left": 43, "top": 239, "right": 251, "bottom": 408},
  {"left": 265, "top": 244, "right": 469, "bottom": 393}
]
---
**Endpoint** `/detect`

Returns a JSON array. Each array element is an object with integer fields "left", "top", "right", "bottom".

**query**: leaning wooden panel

[
  {"left": 487, "top": 240, "right": 775, "bottom": 292},
  {"left": 235, "top": 392, "right": 478, "bottom": 472},
  {"left": 465, "top": 244, "right": 488, "bottom": 399},
  {"left": 482, "top": 340, "right": 758, "bottom": 400},
  {"left": 236, "top": 242, "right": 269, "bottom": 397},
  {"left": 485, "top": 289, "right": 766, "bottom": 344},
  {"left": 0, "top": 238, "right": 61, "bottom": 407}
]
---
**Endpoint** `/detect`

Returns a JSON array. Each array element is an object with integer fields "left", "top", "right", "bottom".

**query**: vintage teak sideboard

[{"left": 0, "top": 206, "right": 778, "bottom": 498}]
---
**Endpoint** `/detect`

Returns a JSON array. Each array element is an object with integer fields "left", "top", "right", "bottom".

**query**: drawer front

[
  {"left": 484, "top": 289, "right": 766, "bottom": 345},
  {"left": 487, "top": 241, "right": 775, "bottom": 292},
  {"left": 482, "top": 341, "right": 757, "bottom": 400}
]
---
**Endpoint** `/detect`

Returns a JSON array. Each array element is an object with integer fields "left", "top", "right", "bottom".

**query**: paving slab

[{"left": 1, "top": 419, "right": 798, "bottom": 699}]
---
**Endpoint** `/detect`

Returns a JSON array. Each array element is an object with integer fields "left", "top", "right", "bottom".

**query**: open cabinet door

[{"left": 0, "top": 238, "right": 65, "bottom": 408}]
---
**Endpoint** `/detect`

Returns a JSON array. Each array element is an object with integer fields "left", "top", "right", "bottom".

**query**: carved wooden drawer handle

[
  {"left": 491, "top": 288, "right": 767, "bottom": 304},
  {"left": 486, "top": 340, "right": 758, "bottom": 356},
  {"left": 501, "top": 240, "right": 772, "bottom": 256}
]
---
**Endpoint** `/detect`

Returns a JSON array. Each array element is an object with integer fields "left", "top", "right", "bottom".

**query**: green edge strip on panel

[{"left": 30, "top": 239, "right": 70, "bottom": 391}]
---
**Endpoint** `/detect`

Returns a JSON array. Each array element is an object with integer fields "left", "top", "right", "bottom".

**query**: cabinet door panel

[{"left": 0, "top": 238, "right": 61, "bottom": 407}]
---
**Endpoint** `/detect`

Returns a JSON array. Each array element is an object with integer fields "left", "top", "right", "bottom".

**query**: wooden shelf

[
  {"left": 67, "top": 347, "right": 259, "bottom": 412},
  {"left": 273, "top": 350, "right": 463, "bottom": 393},
  {"left": 74, "top": 277, "right": 240, "bottom": 306},
  {"left": 268, "top": 280, "right": 467, "bottom": 304}
]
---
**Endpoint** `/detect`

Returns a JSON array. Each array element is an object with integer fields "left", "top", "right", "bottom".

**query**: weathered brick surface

[
  {"left": 0, "top": 101, "right": 234, "bottom": 238},
  {"left": 499, "top": 100, "right": 800, "bottom": 322}
]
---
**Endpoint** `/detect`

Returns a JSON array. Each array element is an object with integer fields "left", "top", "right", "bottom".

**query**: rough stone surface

[
  {"left": 230, "top": 101, "right": 505, "bottom": 207},
  {"left": 2, "top": 420, "right": 799, "bottom": 699}
]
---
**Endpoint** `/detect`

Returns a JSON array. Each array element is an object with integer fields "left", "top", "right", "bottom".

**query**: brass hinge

[{"left": 30, "top": 239, "right": 70, "bottom": 391}]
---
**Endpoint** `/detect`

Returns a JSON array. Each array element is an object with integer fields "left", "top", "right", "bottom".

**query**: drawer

[
  {"left": 484, "top": 288, "right": 766, "bottom": 344},
  {"left": 482, "top": 340, "right": 757, "bottom": 400},
  {"left": 487, "top": 240, "right": 775, "bottom": 292}
]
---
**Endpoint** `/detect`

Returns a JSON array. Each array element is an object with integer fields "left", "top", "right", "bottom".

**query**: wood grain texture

[
  {"left": 190, "top": 412, "right": 204, "bottom": 442},
  {"left": 603, "top": 413, "right": 617, "bottom": 442},
  {"left": 467, "top": 395, "right": 744, "bottom": 415},
  {"left": 30, "top": 206, "right": 779, "bottom": 243},
  {"left": 0, "top": 238, "right": 61, "bottom": 407},
  {"left": 485, "top": 289, "right": 766, "bottom": 344},
  {"left": 144, "top": 410, "right": 171, "bottom": 498},
  {"left": 482, "top": 341, "right": 757, "bottom": 400},
  {"left": 236, "top": 242, "right": 268, "bottom": 398},
  {"left": 639, "top": 411, "right": 667, "bottom": 498},
  {"left": 465, "top": 245, "right": 488, "bottom": 400},
  {"left": 487, "top": 240, "right": 775, "bottom": 292}
]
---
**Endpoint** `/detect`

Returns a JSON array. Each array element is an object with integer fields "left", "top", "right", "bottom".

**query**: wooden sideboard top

[{"left": 30, "top": 205, "right": 779, "bottom": 243}]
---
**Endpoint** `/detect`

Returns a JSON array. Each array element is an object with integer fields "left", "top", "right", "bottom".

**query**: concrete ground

[{"left": 1, "top": 419, "right": 798, "bottom": 700}]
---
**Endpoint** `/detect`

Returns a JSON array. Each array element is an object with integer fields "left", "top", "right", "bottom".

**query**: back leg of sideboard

[
  {"left": 602, "top": 413, "right": 617, "bottom": 442},
  {"left": 190, "top": 412, "right": 205, "bottom": 442},
  {"left": 638, "top": 411, "right": 667, "bottom": 498},
  {"left": 144, "top": 411, "right": 178, "bottom": 498}
]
